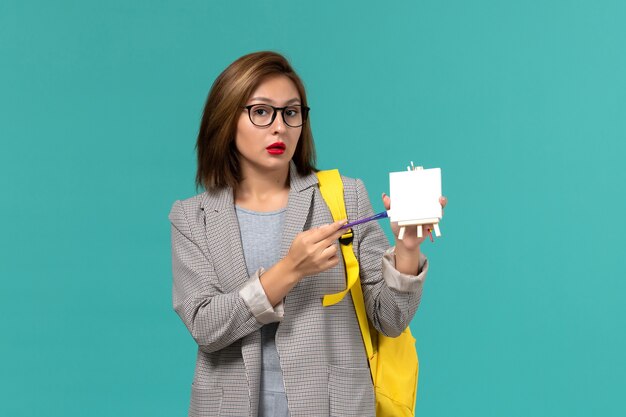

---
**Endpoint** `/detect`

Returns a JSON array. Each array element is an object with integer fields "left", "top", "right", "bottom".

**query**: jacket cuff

[
  {"left": 238, "top": 268, "right": 284, "bottom": 324},
  {"left": 381, "top": 247, "right": 429, "bottom": 293}
]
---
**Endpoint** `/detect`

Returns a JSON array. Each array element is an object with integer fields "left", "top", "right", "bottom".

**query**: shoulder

[
  {"left": 338, "top": 175, "right": 370, "bottom": 203},
  {"left": 319, "top": 173, "right": 371, "bottom": 218},
  {"left": 314, "top": 170, "right": 365, "bottom": 193},
  {"left": 168, "top": 192, "right": 207, "bottom": 237},
  {"left": 314, "top": 170, "right": 372, "bottom": 208},
  {"left": 337, "top": 175, "right": 366, "bottom": 191}
]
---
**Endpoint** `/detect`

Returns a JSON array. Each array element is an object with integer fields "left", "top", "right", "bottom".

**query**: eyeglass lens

[{"left": 248, "top": 104, "right": 305, "bottom": 127}]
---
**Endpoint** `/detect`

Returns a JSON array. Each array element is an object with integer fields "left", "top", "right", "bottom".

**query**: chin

[
  {"left": 265, "top": 159, "right": 291, "bottom": 171},
  {"left": 247, "top": 157, "right": 290, "bottom": 173}
]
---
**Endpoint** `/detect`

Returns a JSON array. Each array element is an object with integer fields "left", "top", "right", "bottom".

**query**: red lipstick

[{"left": 266, "top": 142, "right": 286, "bottom": 155}]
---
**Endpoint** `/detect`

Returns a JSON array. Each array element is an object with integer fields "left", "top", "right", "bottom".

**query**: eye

[
  {"left": 285, "top": 107, "right": 300, "bottom": 117},
  {"left": 253, "top": 106, "right": 270, "bottom": 116}
]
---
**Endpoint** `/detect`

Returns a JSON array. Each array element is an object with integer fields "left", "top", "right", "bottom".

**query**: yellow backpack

[{"left": 317, "top": 169, "right": 419, "bottom": 417}]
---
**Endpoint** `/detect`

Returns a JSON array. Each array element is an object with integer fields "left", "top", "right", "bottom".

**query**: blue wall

[{"left": 1, "top": 1, "right": 625, "bottom": 415}]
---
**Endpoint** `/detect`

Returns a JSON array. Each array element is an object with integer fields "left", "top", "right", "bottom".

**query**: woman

[{"left": 169, "top": 51, "right": 446, "bottom": 417}]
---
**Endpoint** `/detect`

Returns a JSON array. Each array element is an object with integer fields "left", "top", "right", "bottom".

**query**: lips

[{"left": 266, "top": 142, "right": 286, "bottom": 155}]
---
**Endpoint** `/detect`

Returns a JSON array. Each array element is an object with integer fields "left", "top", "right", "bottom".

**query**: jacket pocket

[
  {"left": 327, "top": 365, "right": 375, "bottom": 417},
  {"left": 189, "top": 384, "right": 223, "bottom": 417}
]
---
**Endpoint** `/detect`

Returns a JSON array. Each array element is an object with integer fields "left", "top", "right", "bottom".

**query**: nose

[{"left": 270, "top": 109, "right": 286, "bottom": 133}]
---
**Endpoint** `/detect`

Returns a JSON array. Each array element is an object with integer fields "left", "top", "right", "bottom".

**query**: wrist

[
  {"left": 277, "top": 257, "right": 302, "bottom": 284},
  {"left": 393, "top": 245, "right": 421, "bottom": 276},
  {"left": 394, "top": 243, "right": 420, "bottom": 260}
]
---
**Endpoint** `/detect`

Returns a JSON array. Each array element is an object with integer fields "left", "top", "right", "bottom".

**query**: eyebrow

[{"left": 249, "top": 97, "right": 301, "bottom": 105}]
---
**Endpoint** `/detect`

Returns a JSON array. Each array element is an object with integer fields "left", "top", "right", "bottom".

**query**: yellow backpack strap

[
  {"left": 316, "top": 170, "right": 375, "bottom": 361},
  {"left": 316, "top": 169, "right": 357, "bottom": 306}
]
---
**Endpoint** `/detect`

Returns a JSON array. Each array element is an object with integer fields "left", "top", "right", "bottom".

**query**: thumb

[{"left": 382, "top": 192, "right": 391, "bottom": 210}]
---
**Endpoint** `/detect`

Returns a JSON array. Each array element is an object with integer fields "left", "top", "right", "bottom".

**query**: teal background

[{"left": 1, "top": 0, "right": 625, "bottom": 416}]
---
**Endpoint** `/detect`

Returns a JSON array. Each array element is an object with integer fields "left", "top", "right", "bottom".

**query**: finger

[
  {"left": 320, "top": 243, "right": 339, "bottom": 259},
  {"left": 309, "top": 219, "right": 347, "bottom": 241},
  {"left": 381, "top": 192, "right": 391, "bottom": 211},
  {"left": 319, "top": 227, "right": 349, "bottom": 250},
  {"left": 439, "top": 196, "right": 448, "bottom": 209},
  {"left": 320, "top": 253, "right": 340, "bottom": 272}
]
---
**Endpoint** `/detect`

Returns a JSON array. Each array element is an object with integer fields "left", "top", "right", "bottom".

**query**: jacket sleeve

[
  {"left": 169, "top": 200, "right": 282, "bottom": 353},
  {"left": 353, "top": 179, "right": 429, "bottom": 337}
]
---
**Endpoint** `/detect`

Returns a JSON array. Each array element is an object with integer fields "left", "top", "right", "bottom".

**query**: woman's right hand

[
  {"left": 260, "top": 219, "right": 347, "bottom": 306},
  {"left": 283, "top": 219, "right": 348, "bottom": 280}
]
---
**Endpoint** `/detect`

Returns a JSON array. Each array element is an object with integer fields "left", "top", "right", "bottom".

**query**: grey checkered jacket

[{"left": 169, "top": 165, "right": 428, "bottom": 417}]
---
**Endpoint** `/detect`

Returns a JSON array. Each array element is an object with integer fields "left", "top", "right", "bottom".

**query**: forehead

[{"left": 249, "top": 74, "right": 301, "bottom": 104}]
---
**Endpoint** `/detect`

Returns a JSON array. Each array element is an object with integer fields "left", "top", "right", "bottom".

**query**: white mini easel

[{"left": 388, "top": 163, "right": 443, "bottom": 240}]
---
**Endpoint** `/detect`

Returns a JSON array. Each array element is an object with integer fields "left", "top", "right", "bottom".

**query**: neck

[{"left": 234, "top": 163, "right": 290, "bottom": 210}]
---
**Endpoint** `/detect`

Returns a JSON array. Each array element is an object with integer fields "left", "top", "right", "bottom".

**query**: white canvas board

[{"left": 388, "top": 168, "right": 442, "bottom": 223}]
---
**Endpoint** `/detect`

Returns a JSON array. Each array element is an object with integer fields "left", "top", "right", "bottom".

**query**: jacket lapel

[
  {"left": 280, "top": 164, "right": 319, "bottom": 258},
  {"left": 200, "top": 186, "right": 250, "bottom": 293}
]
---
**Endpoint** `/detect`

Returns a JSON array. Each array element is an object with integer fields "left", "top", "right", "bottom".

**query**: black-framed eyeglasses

[{"left": 243, "top": 104, "right": 310, "bottom": 128}]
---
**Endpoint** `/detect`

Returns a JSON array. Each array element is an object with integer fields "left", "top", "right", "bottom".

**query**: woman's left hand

[{"left": 382, "top": 194, "right": 448, "bottom": 252}]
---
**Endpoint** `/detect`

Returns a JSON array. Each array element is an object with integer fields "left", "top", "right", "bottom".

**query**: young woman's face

[{"left": 235, "top": 74, "right": 303, "bottom": 175}]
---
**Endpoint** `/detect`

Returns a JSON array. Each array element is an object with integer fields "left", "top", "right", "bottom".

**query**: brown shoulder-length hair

[{"left": 195, "top": 51, "right": 317, "bottom": 190}]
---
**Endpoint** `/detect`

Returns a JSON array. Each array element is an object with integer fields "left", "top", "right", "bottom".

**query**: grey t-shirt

[{"left": 235, "top": 205, "right": 290, "bottom": 417}]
